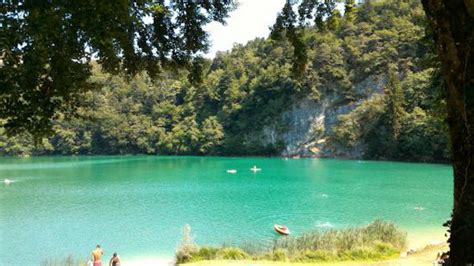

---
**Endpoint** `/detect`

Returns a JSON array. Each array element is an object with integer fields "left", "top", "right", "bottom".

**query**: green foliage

[
  {"left": 332, "top": 95, "right": 385, "bottom": 150},
  {"left": 270, "top": 1, "right": 308, "bottom": 78},
  {"left": 216, "top": 248, "right": 249, "bottom": 260},
  {"left": 295, "top": 250, "right": 337, "bottom": 261},
  {"left": 270, "top": 249, "right": 288, "bottom": 261},
  {"left": 327, "top": 9, "right": 343, "bottom": 32},
  {"left": 385, "top": 68, "right": 405, "bottom": 142},
  {"left": 344, "top": 0, "right": 356, "bottom": 22},
  {"left": 0, "top": 0, "right": 449, "bottom": 162},
  {"left": 192, "top": 246, "right": 220, "bottom": 261},
  {"left": 0, "top": 0, "right": 236, "bottom": 136},
  {"left": 398, "top": 107, "right": 449, "bottom": 161},
  {"left": 336, "top": 243, "right": 398, "bottom": 261},
  {"left": 199, "top": 116, "right": 224, "bottom": 154},
  {"left": 176, "top": 224, "right": 198, "bottom": 264},
  {"left": 0, "top": 120, "right": 53, "bottom": 156},
  {"left": 176, "top": 220, "right": 406, "bottom": 264},
  {"left": 328, "top": 1, "right": 448, "bottom": 162},
  {"left": 273, "top": 220, "right": 406, "bottom": 256}
]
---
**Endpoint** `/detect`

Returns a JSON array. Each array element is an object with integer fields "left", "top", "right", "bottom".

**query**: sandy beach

[{"left": 125, "top": 257, "right": 175, "bottom": 266}]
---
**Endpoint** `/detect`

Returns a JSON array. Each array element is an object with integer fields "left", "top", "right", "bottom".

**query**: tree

[
  {"left": 421, "top": 0, "right": 474, "bottom": 264},
  {"left": 0, "top": 0, "right": 236, "bottom": 137},
  {"left": 199, "top": 116, "right": 224, "bottom": 154},
  {"left": 344, "top": 0, "right": 356, "bottom": 22},
  {"left": 271, "top": 0, "right": 336, "bottom": 78},
  {"left": 326, "top": 9, "right": 342, "bottom": 32},
  {"left": 273, "top": 1, "right": 473, "bottom": 262},
  {"left": 0, "top": 0, "right": 448, "bottom": 162},
  {"left": 384, "top": 67, "right": 404, "bottom": 145},
  {"left": 270, "top": 0, "right": 308, "bottom": 78}
]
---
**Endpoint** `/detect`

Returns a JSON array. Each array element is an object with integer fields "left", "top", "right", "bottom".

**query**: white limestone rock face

[{"left": 258, "top": 74, "right": 387, "bottom": 158}]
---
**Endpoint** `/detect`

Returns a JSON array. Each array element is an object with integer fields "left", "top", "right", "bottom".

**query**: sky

[{"left": 203, "top": 0, "right": 286, "bottom": 58}]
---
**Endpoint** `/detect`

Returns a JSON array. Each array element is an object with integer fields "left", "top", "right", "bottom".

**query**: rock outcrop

[{"left": 258, "top": 75, "right": 387, "bottom": 158}]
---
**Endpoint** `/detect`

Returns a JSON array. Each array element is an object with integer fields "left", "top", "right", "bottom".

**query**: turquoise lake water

[{"left": 0, "top": 156, "right": 452, "bottom": 265}]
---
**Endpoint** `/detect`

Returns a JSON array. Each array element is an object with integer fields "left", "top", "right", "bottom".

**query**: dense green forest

[{"left": 0, "top": 0, "right": 449, "bottom": 162}]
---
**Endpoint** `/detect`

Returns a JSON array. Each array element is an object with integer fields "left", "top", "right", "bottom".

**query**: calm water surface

[{"left": 0, "top": 156, "right": 452, "bottom": 265}]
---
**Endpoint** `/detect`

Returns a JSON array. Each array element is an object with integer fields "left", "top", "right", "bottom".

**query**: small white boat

[
  {"left": 4, "top": 179, "right": 12, "bottom": 185},
  {"left": 250, "top": 166, "right": 261, "bottom": 172},
  {"left": 227, "top": 169, "right": 237, "bottom": 174}
]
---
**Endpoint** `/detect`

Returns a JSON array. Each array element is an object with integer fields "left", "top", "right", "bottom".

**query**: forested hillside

[{"left": 0, "top": 0, "right": 449, "bottom": 162}]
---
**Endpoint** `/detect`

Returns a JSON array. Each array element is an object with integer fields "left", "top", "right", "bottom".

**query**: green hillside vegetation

[{"left": 0, "top": 0, "right": 449, "bottom": 162}]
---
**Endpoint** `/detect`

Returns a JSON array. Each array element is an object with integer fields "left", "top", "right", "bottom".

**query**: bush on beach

[
  {"left": 176, "top": 224, "right": 198, "bottom": 263},
  {"left": 175, "top": 220, "right": 406, "bottom": 264}
]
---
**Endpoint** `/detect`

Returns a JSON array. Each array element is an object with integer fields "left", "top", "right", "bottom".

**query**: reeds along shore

[{"left": 176, "top": 220, "right": 407, "bottom": 264}]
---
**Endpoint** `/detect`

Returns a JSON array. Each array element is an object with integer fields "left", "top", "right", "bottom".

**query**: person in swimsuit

[
  {"left": 109, "top": 252, "right": 121, "bottom": 266},
  {"left": 91, "top": 245, "right": 104, "bottom": 266}
]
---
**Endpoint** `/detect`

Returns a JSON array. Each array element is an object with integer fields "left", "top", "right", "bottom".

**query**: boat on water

[
  {"left": 227, "top": 169, "right": 237, "bottom": 174},
  {"left": 250, "top": 165, "right": 261, "bottom": 172},
  {"left": 274, "top": 224, "right": 290, "bottom": 235}
]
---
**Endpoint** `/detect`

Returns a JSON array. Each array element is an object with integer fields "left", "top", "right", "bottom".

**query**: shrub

[
  {"left": 363, "top": 220, "right": 407, "bottom": 249},
  {"left": 193, "top": 246, "right": 219, "bottom": 261},
  {"left": 271, "top": 249, "right": 288, "bottom": 261},
  {"left": 297, "top": 250, "right": 336, "bottom": 261},
  {"left": 374, "top": 241, "right": 399, "bottom": 257},
  {"left": 337, "top": 244, "right": 398, "bottom": 261},
  {"left": 175, "top": 224, "right": 198, "bottom": 264},
  {"left": 273, "top": 220, "right": 406, "bottom": 254},
  {"left": 217, "top": 247, "right": 249, "bottom": 260},
  {"left": 338, "top": 247, "right": 376, "bottom": 260}
]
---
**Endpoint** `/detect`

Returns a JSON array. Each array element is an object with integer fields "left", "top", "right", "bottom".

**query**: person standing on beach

[
  {"left": 91, "top": 245, "right": 104, "bottom": 266},
  {"left": 109, "top": 252, "right": 121, "bottom": 266}
]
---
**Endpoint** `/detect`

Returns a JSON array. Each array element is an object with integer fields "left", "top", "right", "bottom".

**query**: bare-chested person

[{"left": 91, "top": 245, "right": 104, "bottom": 266}]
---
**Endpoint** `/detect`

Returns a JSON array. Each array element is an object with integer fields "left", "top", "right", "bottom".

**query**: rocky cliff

[{"left": 259, "top": 75, "right": 387, "bottom": 158}]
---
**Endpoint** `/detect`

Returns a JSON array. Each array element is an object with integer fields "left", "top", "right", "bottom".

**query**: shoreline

[
  {"left": 122, "top": 230, "right": 448, "bottom": 266},
  {"left": 406, "top": 229, "right": 448, "bottom": 250},
  {"left": 1, "top": 154, "right": 451, "bottom": 166}
]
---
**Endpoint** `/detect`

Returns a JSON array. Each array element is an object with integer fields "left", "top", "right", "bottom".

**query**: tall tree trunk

[{"left": 421, "top": 0, "right": 474, "bottom": 264}]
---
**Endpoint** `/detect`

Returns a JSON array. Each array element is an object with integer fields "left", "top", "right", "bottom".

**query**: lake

[{"left": 0, "top": 156, "right": 452, "bottom": 265}]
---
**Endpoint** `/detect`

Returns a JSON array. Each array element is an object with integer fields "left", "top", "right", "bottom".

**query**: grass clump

[
  {"left": 271, "top": 249, "right": 288, "bottom": 261},
  {"left": 216, "top": 247, "right": 249, "bottom": 260},
  {"left": 175, "top": 224, "right": 198, "bottom": 264},
  {"left": 175, "top": 225, "right": 249, "bottom": 264},
  {"left": 295, "top": 250, "right": 337, "bottom": 262},
  {"left": 176, "top": 220, "right": 406, "bottom": 264},
  {"left": 274, "top": 219, "right": 406, "bottom": 257},
  {"left": 193, "top": 246, "right": 220, "bottom": 260}
]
